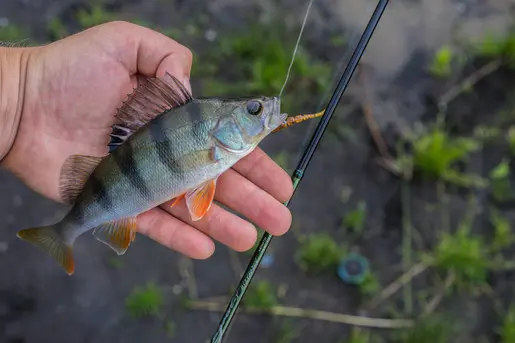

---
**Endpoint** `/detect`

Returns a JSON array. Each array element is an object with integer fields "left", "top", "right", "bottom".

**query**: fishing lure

[{"left": 16, "top": 72, "right": 321, "bottom": 276}]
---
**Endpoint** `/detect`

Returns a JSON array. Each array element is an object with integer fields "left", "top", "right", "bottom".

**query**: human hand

[{"left": 1, "top": 21, "right": 293, "bottom": 259}]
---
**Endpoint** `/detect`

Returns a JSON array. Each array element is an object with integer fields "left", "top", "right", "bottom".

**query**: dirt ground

[{"left": 1, "top": 0, "right": 515, "bottom": 342}]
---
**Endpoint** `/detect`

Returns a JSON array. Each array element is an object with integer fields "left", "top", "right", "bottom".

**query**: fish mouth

[{"left": 265, "top": 97, "right": 286, "bottom": 130}]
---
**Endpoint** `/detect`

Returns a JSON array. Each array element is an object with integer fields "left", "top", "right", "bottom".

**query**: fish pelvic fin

[
  {"left": 92, "top": 217, "right": 138, "bottom": 255},
  {"left": 186, "top": 178, "right": 217, "bottom": 221},
  {"left": 170, "top": 193, "right": 186, "bottom": 208},
  {"left": 59, "top": 154, "right": 104, "bottom": 204},
  {"left": 109, "top": 72, "right": 193, "bottom": 151},
  {"left": 17, "top": 225, "right": 75, "bottom": 275}
]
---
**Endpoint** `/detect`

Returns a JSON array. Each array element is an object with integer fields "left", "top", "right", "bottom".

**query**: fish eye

[{"left": 246, "top": 100, "right": 263, "bottom": 116}]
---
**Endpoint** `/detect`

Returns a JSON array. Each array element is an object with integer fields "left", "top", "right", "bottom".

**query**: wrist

[{"left": 0, "top": 47, "right": 30, "bottom": 163}]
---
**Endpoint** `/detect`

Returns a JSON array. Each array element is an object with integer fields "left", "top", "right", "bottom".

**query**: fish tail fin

[{"left": 17, "top": 225, "right": 75, "bottom": 275}]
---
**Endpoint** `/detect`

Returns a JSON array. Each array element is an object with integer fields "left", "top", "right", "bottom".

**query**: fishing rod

[{"left": 209, "top": 1, "right": 390, "bottom": 341}]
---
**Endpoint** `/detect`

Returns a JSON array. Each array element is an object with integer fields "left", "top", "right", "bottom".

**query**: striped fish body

[
  {"left": 68, "top": 99, "right": 267, "bottom": 236},
  {"left": 16, "top": 73, "right": 286, "bottom": 275}
]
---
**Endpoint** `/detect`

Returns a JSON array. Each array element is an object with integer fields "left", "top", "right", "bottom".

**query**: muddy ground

[{"left": 1, "top": 0, "right": 515, "bottom": 342}]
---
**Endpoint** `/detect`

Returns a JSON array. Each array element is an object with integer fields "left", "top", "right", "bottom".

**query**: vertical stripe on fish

[
  {"left": 112, "top": 140, "right": 153, "bottom": 200},
  {"left": 147, "top": 116, "right": 185, "bottom": 177},
  {"left": 88, "top": 173, "right": 113, "bottom": 212},
  {"left": 188, "top": 101, "right": 205, "bottom": 140}
]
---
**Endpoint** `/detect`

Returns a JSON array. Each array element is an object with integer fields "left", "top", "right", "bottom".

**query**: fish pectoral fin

[
  {"left": 17, "top": 225, "right": 75, "bottom": 275},
  {"left": 185, "top": 178, "right": 217, "bottom": 221},
  {"left": 92, "top": 217, "right": 138, "bottom": 255},
  {"left": 59, "top": 154, "right": 104, "bottom": 205},
  {"left": 111, "top": 72, "right": 193, "bottom": 147}
]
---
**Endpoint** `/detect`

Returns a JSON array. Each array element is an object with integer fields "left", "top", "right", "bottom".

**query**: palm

[
  {"left": 5, "top": 22, "right": 293, "bottom": 259},
  {"left": 14, "top": 28, "right": 143, "bottom": 202}
]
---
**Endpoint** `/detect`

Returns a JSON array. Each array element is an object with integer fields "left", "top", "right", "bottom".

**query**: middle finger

[{"left": 161, "top": 199, "right": 258, "bottom": 252}]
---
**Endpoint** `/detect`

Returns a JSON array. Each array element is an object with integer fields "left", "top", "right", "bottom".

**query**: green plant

[
  {"left": 490, "top": 207, "right": 514, "bottom": 251},
  {"left": 106, "top": 255, "right": 124, "bottom": 269},
  {"left": 508, "top": 127, "right": 515, "bottom": 154},
  {"left": 411, "top": 127, "right": 486, "bottom": 188},
  {"left": 359, "top": 271, "right": 380, "bottom": 296},
  {"left": 428, "top": 225, "right": 489, "bottom": 290},
  {"left": 393, "top": 315, "right": 455, "bottom": 343},
  {"left": 343, "top": 201, "right": 367, "bottom": 234},
  {"left": 46, "top": 18, "right": 68, "bottom": 41},
  {"left": 76, "top": 5, "right": 118, "bottom": 29},
  {"left": 0, "top": 25, "right": 29, "bottom": 43},
  {"left": 296, "top": 233, "right": 344, "bottom": 273},
  {"left": 273, "top": 320, "right": 299, "bottom": 343},
  {"left": 429, "top": 45, "right": 453, "bottom": 78},
  {"left": 164, "top": 320, "right": 176, "bottom": 339},
  {"left": 125, "top": 282, "right": 164, "bottom": 318},
  {"left": 490, "top": 159, "right": 512, "bottom": 202},
  {"left": 195, "top": 23, "right": 330, "bottom": 112},
  {"left": 272, "top": 151, "right": 290, "bottom": 171},
  {"left": 242, "top": 280, "right": 278, "bottom": 310},
  {"left": 473, "top": 31, "right": 515, "bottom": 67},
  {"left": 498, "top": 304, "right": 515, "bottom": 343}
]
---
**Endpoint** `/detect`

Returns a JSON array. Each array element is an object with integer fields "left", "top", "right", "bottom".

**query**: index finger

[{"left": 232, "top": 147, "right": 294, "bottom": 203}]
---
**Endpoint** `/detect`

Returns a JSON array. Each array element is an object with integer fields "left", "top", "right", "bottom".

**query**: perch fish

[{"left": 16, "top": 73, "right": 287, "bottom": 275}]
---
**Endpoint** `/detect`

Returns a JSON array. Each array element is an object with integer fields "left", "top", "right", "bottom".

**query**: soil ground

[{"left": 1, "top": 0, "right": 515, "bottom": 342}]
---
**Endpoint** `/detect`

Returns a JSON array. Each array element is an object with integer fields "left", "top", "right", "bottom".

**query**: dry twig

[{"left": 187, "top": 300, "right": 414, "bottom": 329}]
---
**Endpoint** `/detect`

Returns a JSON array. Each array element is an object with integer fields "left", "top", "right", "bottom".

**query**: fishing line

[
  {"left": 209, "top": 1, "right": 390, "bottom": 342},
  {"left": 278, "top": 0, "right": 315, "bottom": 97}
]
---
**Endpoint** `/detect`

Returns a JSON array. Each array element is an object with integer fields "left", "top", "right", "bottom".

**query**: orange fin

[
  {"left": 17, "top": 225, "right": 75, "bottom": 275},
  {"left": 59, "top": 154, "right": 104, "bottom": 205},
  {"left": 170, "top": 193, "right": 185, "bottom": 208},
  {"left": 92, "top": 217, "right": 138, "bottom": 255},
  {"left": 185, "top": 179, "right": 217, "bottom": 221}
]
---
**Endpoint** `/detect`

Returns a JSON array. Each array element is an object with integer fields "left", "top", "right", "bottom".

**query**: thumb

[{"left": 95, "top": 21, "right": 193, "bottom": 93}]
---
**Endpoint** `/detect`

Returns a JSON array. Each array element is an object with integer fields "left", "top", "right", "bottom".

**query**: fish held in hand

[{"left": 16, "top": 72, "right": 287, "bottom": 275}]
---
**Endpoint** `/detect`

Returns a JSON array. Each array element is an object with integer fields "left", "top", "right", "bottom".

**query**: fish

[{"left": 16, "top": 72, "right": 287, "bottom": 275}]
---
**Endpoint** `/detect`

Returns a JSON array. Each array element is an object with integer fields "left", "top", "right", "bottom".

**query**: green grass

[
  {"left": 428, "top": 45, "right": 454, "bottom": 78},
  {"left": 295, "top": 233, "right": 345, "bottom": 273},
  {"left": 508, "top": 127, "right": 515, "bottom": 154},
  {"left": 272, "top": 151, "right": 291, "bottom": 171},
  {"left": 472, "top": 31, "right": 515, "bottom": 67},
  {"left": 343, "top": 329, "right": 376, "bottom": 343},
  {"left": 125, "top": 282, "right": 164, "bottom": 318},
  {"left": 499, "top": 304, "right": 515, "bottom": 343},
  {"left": 358, "top": 271, "right": 380, "bottom": 297},
  {"left": 489, "top": 207, "right": 514, "bottom": 251},
  {"left": 241, "top": 280, "right": 278, "bottom": 310},
  {"left": 489, "top": 159, "right": 513, "bottom": 202},
  {"left": 342, "top": 201, "right": 367, "bottom": 235},
  {"left": 393, "top": 315, "right": 455, "bottom": 343},
  {"left": 106, "top": 255, "right": 124, "bottom": 269},
  {"left": 273, "top": 320, "right": 299, "bottom": 343},
  {"left": 193, "top": 22, "right": 331, "bottom": 113},
  {"left": 76, "top": 4, "right": 118, "bottom": 29},
  {"left": 429, "top": 225, "right": 489, "bottom": 290},
  {"left": 408, "top": 126, "right": 487, "bottom": 188},
  {"left": 164, "top": 320, "right": 177, "bottom": 339},
  {"left": 0, "top": 25, "right": 29, "bottom": 43},
  {"left": 46, "top": 18, "right": 68, "bottom": 41}
]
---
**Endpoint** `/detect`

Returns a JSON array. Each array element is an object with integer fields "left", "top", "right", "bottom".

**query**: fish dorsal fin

[
  {"left": 59, "top": 154, "right": 104, "bottom": 205},
  {"left": 108, "top": 72, "right": 193, "bottom": 151}
]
